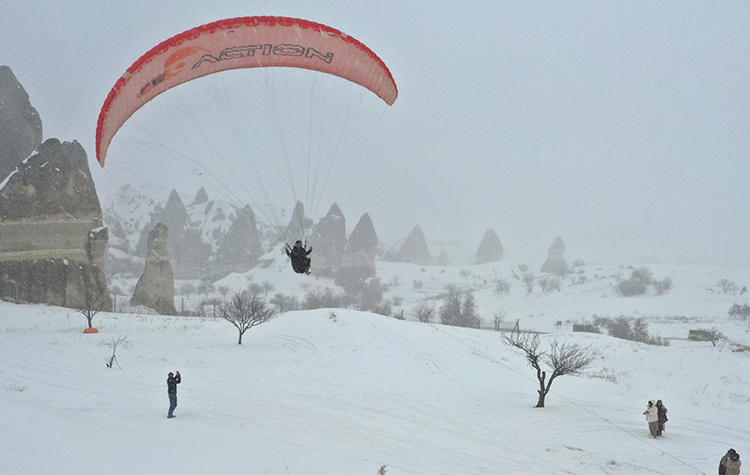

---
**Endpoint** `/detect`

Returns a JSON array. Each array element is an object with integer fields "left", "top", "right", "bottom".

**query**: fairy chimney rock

[
  {"left": 397, "top": 225, "right": 432, "bottom": 265},
  {"left": 541, "top": 236, "right": 568, "bottom": 276},
  {"left": 476, "top": 228, "right": 503, "bottom": 264},
  {"left": 131, "top": 223, "right": 177, "bottom": 315},
  {"left": 192, "top": 186, "right": 209, "bottom": 205},
  {"left": 342, "top": 212, "right": 378, "bottom": 273},
  {"left": 211, "top": 205, "right": 261, "bottom": 275},
  {"left": 310, "top": 203, "right": 346, "bottom": 271},
  {"left": 283, "top": 201, "right": 312, "bottom": 243},
  {"left": 0, "top": 66, "right": 43, "bottom": 181}
]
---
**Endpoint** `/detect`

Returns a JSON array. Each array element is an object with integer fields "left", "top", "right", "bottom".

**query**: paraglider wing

[{"left": 96, "top": 16, "right": 398, "bottom": 166}]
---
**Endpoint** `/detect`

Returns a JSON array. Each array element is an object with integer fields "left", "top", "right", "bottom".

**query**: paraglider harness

[{"left": 286, "top": 241, "right": 312, "bottom": 275}]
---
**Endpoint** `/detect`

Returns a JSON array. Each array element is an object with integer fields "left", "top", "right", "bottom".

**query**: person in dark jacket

[
  {"left": 167, "top": 370, "right": 181, "bottom": 418},
  {"left": 720, "top": 449, "right": 741, "bottom": 475},
  {"left": 285, "top": 240, "right": 312, "bottom": 275},
  {"left": 656, "top": 399, "right": 668, "bottom": 435}
]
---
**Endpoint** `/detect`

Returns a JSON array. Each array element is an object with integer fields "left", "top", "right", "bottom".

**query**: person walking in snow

[
  {"left": 656, "top": 399, "right": 668, "bottom": 435},
  {"left": 721, "top": 450, "right": 741, "bottom": 475},
  {"left": 643, "top": 400, "right": 659, "bottom": 438},
  {"left": 720, "top": 449, "right": 737, "bottom": 475},
  {"left": 167, "top": 370, "right": 181, "bottom": 418}
]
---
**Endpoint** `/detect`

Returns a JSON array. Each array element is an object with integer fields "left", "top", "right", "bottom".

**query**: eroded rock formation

[
  {"left": 541, "top": 236, "right": 568, "bottom": 276},
  {"left": 0, "top": 66, "right": 42, "bottom": 181},
  {"left": 476, "top": 228, "right": 503, "bottom": 264},
  {"left": 0, "top": 139, "right": 110, "bottom": 310},
  {"left": 131, "top": 223, "right": 177, "bottom": 315}
]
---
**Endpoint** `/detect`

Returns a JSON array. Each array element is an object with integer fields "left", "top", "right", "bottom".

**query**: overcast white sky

[{"left": 2, "top": 1, "right": 749, "bottom": 265}]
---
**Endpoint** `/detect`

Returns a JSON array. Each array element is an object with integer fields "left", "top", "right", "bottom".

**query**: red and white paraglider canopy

[{"left": 96, "top": 16, "right": 398, "bottom": 166}]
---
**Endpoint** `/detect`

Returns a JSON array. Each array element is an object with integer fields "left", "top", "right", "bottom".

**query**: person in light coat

[
  {"left": 724, "top": 451, "right": 741, "bottom": 475},
  {"left": 643, "top": 400, "right": 659, "bottom": 438}
]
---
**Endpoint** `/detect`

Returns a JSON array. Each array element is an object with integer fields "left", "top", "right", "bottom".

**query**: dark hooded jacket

[
  {"left": 286, "top": 245, "right": 312, "bottom": 273},
  {"left": 167, "top": 373, "right": 181, "bottom": 394}
]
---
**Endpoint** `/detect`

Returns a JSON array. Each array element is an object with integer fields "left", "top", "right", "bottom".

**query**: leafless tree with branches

[
  {"left": 218, "top": 291, "right": 274, "bottom": 344},
  {"left": 413, "top": 302, "right": 435, "bottom": 323},
  {"left": 105, "top": 336, "right": 128, "bottom": 368},
  {"left": 504, "top": 331, "right": 594, "bottom": 407},
  {"left": 74, "top": 288, "right": 107, "bottom": 329}
]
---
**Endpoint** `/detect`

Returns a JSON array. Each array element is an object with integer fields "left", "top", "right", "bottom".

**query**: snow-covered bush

[
  {"left": 494, "top": 279, "right": 510, "bottom": 295},
  {"left": 439, "top": 287, "right": 480, "bottom": 328},
  {"left": 269, "top": 293, "right": 300, "bottom": 313},
  {"left": 538, "top": 276, "right": 561, "bottom": 293},
  {"left": 717, "top": 279, "right": 739, "bottom": 295},
  {"left": 413, "top": 302, "right": 435, "bottom": 323},
  {"left": 302, "top": 289, "right": 343, "bottom": 309},
  {"left": 592, "top": 316, "right": 668, "bottom": 346},
  {"left": 653, "top": 277, "right": 672, "bottom": 295},
  {"left": 728, "top": 303, "right": 750, "bottom": 320}
]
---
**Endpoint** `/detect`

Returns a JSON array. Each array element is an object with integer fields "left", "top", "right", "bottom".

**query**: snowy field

[{"left": 2, "top": 258, "right": 750, "bottom": 475}]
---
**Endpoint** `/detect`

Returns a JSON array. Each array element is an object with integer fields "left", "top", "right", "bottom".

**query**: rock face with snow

[
  {"left": 438, "top": 250, "right": 453, "bottom": 266},
  {"left": 131, "top": 223, "right": 177, "bottom": 315},
  {"left": 105, "top": 185, "right": 262, "bottom": 279},
  {"left": 283, "top": 201, "right": 313, "bottom": 244},
  {"left": 541, "top": 236, "right": 568, "bottom": 275},
  {"left": 309, "top": 203, "right": 346, "bottom": 273},
  {"left": 136, "top": 190, "right": 207, "bottom": 278},
  {"left": 0, "top": 66, "right": 42, "bottom": 181},
  {"left": 341, "top": 213, "right": 378, "bottom": 274},
  {"left": 476, "top": 229, "right": 503, "bottom": 264},
  {"left": 0, "top": 139, "right": 110, "bottom": 310},
  {"left": 210, "top": 205, "right": 261, "bottom": 276},
  {"left": 395, "top": 225, "right": 432, "bottom": 265}
]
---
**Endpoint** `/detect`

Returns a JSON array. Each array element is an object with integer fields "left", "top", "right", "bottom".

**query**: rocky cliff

[
  {"left": 0, "top": 139, "right": 110, "bottom": 310},
  {"left": 0, "top": 66, "right": 42, "bottom": 181}
]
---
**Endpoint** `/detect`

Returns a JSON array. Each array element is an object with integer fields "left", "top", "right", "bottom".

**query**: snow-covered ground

[{"left": 2, "top": 257, "right": 750, "bottom": 474}]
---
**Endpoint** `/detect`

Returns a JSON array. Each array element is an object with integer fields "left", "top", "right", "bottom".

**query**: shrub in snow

[
  {"left": 372, "top": 301, "right": 392, "bottom": 316},
  {"left": 538, "top": 276, "right": 561, "bottom": 293},
  {"left": 653, "top": 277, "right": 672, "bottom": 295},
  {"left": 269, "top": 293, "right": 300, "bottom": 313},
  {"left": 728, "top": 303, "right": 750, "bottom": 320},
  {"left": 592, "top": 316, "right": 669, "bottom": 346},
  {"left": 439, "top": 287, "right": 480, "bottom": 328},
  {"left": 717, "top": 278, "right": 739, "bottom": 295},
  {"left": 523, "top": 274, "right": 535, "bottom": 295},
  {"left": 302, "top": 289, "right": 343, "bottom": 309},
  {"left": 413, "top": 302, "right": 435, "bottom": 323},
  {"left": 494, "top": 279, "right": 510, "bottom": 295},
  {"left": 334, "top": 266, "right": 384, "bottom": 310}
]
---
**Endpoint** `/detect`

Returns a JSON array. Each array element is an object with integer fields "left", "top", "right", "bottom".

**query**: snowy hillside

[{"left": 1, "top": 294, "right": 749, "bottom": 474}]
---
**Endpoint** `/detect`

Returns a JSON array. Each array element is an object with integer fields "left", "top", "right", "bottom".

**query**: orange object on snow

[{"left": 83, "top": 328, "right": 99, "bottom": 334}]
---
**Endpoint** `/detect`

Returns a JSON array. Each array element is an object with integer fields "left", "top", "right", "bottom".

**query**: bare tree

[
  {"left": 504, "top": 332, "right": 593, "bottom": 407},
  {"left": 105, "top": 336, "right": 128, "bottom": 368},
  {"left": 217, "top": 286, "right": 230, "bottom": 298},
  {"left": 262, "top": 281, "right": 275, "bottom": 296},
  {"left": 493, "top": 310, "right": 507, "bottom": 331},
  {"left": 197, "top": 281, "right": 215, "bottom": 298},
  {"left": 74, "top": 288, "right": 107, "bottom": 329},
  {"left": 413, "top": 302, "right": 435, "bottom": 323},
  {"left": 219, "top": 292, "right": 274, "bottom": 344},
  {"left": 247, "top": 282, "right": 264, "bottom": 297},
  {"left": 110, "top": 285, "right": 123, "bottom": 313}
]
